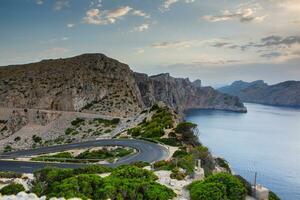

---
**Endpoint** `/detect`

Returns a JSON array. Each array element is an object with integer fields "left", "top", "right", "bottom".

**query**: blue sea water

[{"left": 185, "top": 103, "right": 300, "bottom": 200}]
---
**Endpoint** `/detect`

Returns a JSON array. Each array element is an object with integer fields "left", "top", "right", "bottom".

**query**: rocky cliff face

[
  {"left": 0, "top": 54, "right": 246, "bottom": 118},
  {"left": 134, "top": 73, "right": 247, "bottom": 113},
  {"left": 0, "top": 54, "right": 144, "bottom": 117},
  {"left": 219, "top": 80, "right": 300, "bottom": 107}
]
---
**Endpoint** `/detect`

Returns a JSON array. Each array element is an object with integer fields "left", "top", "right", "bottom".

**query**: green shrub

[
  {"left": 32, "top": 135, "right": 42, "bottom": 143},
  {"left": 71, "top": 118, "right": 85, "bottom": 126},
  {"left": 154, "top": 160, "right": 176, "bottom": 171},
  {"left": 32, "top": 168, "right": 75, "bottom": 196},
  {"left": 14, "top": 136, "right": 21, "bottom": 142},
  {"left": 204, "top": 173, "right": 247, "bottom": 200},
  {"left": 130, "top": 161, "right": 150, "bottom": 168},
  {"left": 0, "top": 183, "right": 25, "bottom": 195},
  {"left": 159, "top": 138, "right": 181, "bottom": 146},
  {"left": 73, "top": 165, "right": 112, "bottom": 175},
  {"left": 111, "top": 165, "right": 158, "bottom": 181},
  {"left": 97, "top": 176, "right": 176, "bottom": 200},
  {"left": 172, "top": 150, "right": 189, "bottom": 158},
  {"left": 170, "top": 167, "right": 186, "bottom": 180},
  {"left": 47, "top": 174, "right": 103, "bottom": 200},
  {"left": 188, "top": 182, "right": 227, "bottom": 200},
  {"left": 0, "top": 171, "right": 22, "bottom": 178},
  {"left": 4, "top": 145, "right": 13, "bottom": 152}
]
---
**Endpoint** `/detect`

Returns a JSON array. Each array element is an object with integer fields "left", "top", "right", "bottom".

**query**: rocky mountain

[
  {"left": 0, "top": 54, "right": 143, "bottom": 117},
  {"left": 134, "top": 73, "right": 246, "bottom": 113},
  {"left": 219, "top": 80, "right": 300, "bottom": 107},
  {"left": 0, "top": 54, "right": 246, "bottom": 117},
  {"left": 219, "top": 80, "right": 267, "bottom": 96}
]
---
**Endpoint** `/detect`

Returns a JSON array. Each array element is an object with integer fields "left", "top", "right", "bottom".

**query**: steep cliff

[
  {"left": 219, "top": 80, "right": 300, "bottom": 107},
  {"left": 0, "top": 54, "right": 144, "bottom": 117},
  {"left": 134, "top": 73, "right": 247, "bottom": 113},
  {"left": 0, "top": 54, "right": 247, "bottom": 117}
]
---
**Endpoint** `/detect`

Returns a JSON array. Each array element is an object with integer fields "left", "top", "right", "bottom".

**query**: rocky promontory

[{"left": 0, "top": 53, "right": 246, "bottom": 116}]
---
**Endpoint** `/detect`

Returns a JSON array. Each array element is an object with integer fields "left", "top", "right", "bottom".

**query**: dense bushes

[
  {"left": 111, "top": 165, "right": 158, "bottom": 181},
  {"left": 188, "top": 173, "right": 247, "bottom": 200},
  {"left": 0, "top": 183, "right": 25, "bottom": 195},
  {"left": 47, "top": 174, "right": 103, "bottom": 200},
  {"left": 31, "top": 165, "right": 175, "bottom": 200},
  {"left": 189, "top": 182, "right": 227, "bottom": 200}
]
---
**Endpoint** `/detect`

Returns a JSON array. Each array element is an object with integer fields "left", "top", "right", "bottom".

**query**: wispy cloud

[
  {"left": 133, "top": 23, "right": 150, "bottom": 32},
  {"left": 83, "top": 6, "right": 150, "bottom": 25},
  {"left": 160, "top": 0, "right": 194, "bottom": 12},
  {"left": 54, "top": 0, "right": 70, "bottom": 11},
  {"left": 202, "top": 8, "right": 266, "bottom": 23},
  {"left": 151, "top": 40, "right": 193, "bottom": 49},
  {"left": 36, "top": 0, "right": 44, "bottom": 5},
  {"left": 67, "top": 23, "right": 74, "bottom": 28},
  {"left": 132, "top": 10, "right": 150, "bottom": 19}
]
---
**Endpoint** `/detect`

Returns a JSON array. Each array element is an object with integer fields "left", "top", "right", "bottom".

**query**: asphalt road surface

[{"left": 0, "top": 139, "right": 168, "bottom": 173}]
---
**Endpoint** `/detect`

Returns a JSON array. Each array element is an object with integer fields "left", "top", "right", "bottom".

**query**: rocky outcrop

[
  {"left": 134, "top": 73, "right": 247, "bottom": 113},
  {"left": 219, "top": 80, "right": 300, "bottom": 107},
  {"left": 0, "top": 54, "right": 246, "bottom": 118},
  {"left": 0, "top": 54, "right": 144, "bottom": 117}
]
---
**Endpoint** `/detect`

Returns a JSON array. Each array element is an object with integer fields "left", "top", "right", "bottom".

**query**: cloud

[
  {"left": 160, "top": 0, "right": 194, "bottom": 12},
  {"left": 67, "top": 23, "right": 74, "bottom": 28},
  {"left": 54, "top": 0, "right": 70, "bottom": 11},
  {"left": 202, "top": 8, "right": 266, "bottom": 23},
  {"left": 211, "top": 42, "right": 230, "bottom": 48},
  {"left": 136, "top": 49, "right": 145, "bottom": 54},
  {"left": 89, "top": 0, "right": 102, "bottom": 8},
  {"left": 36, "top": 0, "right": 44, "bottom": 5},
  {"left": 133, "top": 23, "right": 150, "bottom": 32},
  {"left": 132, "top": 10, "right": 150, "bottom": 19},
  {"left": 260, "top": 52, "right": 282, "bottom": 58},
  {"left": 259, "top": 35, "right": 300, "bottom": 47},
  {"left": 83, "top": 6, "right": 149, "bottom": 25},
  {"left": 276, "top": 0, "right": 300, "bottom": 12},
  {"left": 151, "top": 41, "right": 193, "bottom": 49}
]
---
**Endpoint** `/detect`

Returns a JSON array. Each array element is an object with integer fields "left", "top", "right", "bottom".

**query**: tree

[{"left": 175, "top": 122, "right": 199, "bottom": 146}]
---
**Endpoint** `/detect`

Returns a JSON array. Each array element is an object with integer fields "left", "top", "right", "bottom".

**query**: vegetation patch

[
  {"left": 31, "top": 147, "right": 134, "bottom": 163},
  {"left": 0, "top": 183, "right": 25, "bottom": 195},
  {"left": 31, "top": 165, "right": 175, "bottom": 200},
  {"left": 188, "top": 173, "right": 247, "bottom": 200}
]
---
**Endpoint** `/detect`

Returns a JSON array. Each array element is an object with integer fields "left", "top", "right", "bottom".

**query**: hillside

[
  {"left": 219, "top": 80, "right": 300, "bottom": 106},
  {"left": 0, "top": 54, "right": 246, "bottom": 115}
]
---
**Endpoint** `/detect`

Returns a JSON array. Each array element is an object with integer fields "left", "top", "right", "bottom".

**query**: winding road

[{"left": 0, "top": 139, "right": 168, "bottom": 173}]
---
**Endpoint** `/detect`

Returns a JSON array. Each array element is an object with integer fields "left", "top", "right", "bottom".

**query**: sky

[{"left": 0, "top": 0, "right": 300, "bottom": 86}]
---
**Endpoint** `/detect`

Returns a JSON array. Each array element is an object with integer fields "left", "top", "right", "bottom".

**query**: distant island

[{"left": 218, "top": 80, "right": 300, "bottom": 107}]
